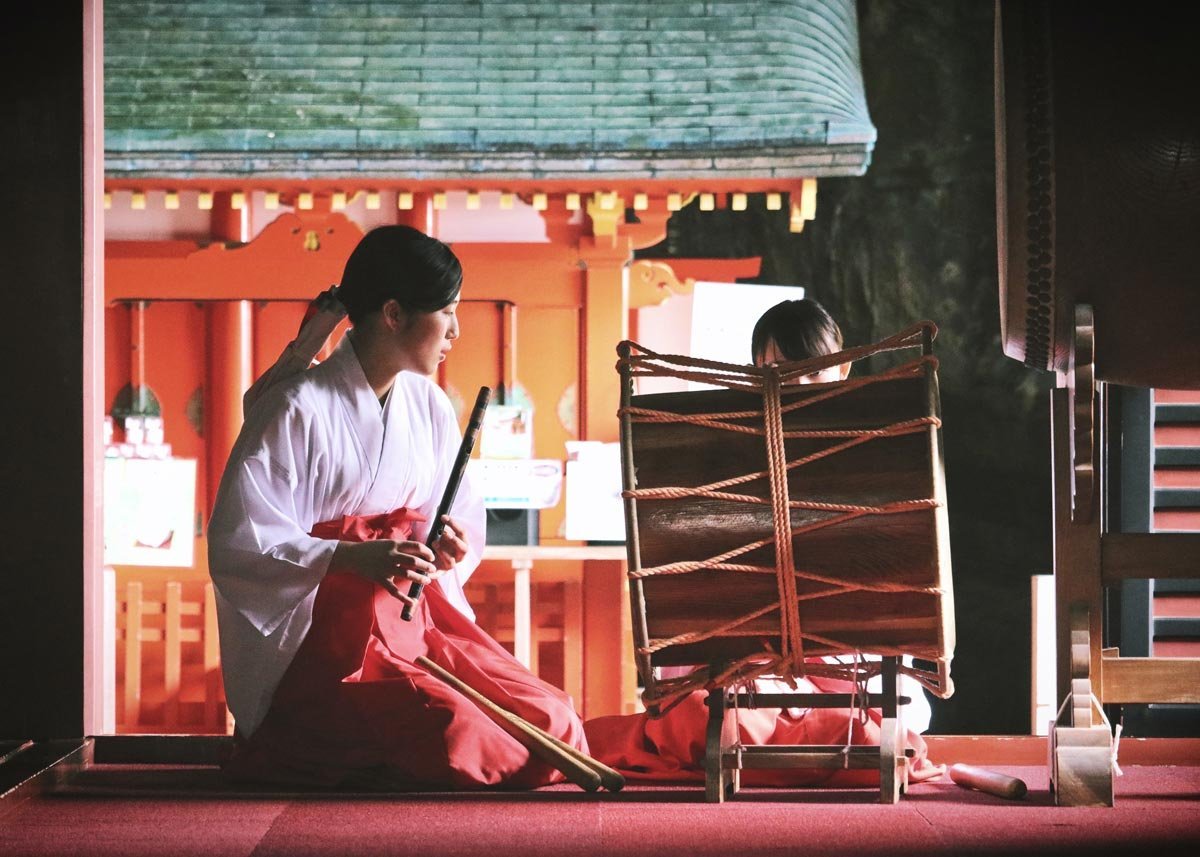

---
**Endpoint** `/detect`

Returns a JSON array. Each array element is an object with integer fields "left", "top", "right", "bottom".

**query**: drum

[
  {"left": 617, "top": 327, "right": 955, "bottom": 715},
  {"left": 995, "top": 0, "right": 1200, "bottom": 388}
]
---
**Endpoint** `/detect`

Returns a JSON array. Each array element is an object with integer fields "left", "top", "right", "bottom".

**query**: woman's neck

[{"left": 347, "top": 328, "right": 400, "bottom": 399}]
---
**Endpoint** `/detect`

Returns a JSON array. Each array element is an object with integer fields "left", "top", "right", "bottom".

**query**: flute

[{"left": 401, "top": 385, "right": 491, "bottom": 622}]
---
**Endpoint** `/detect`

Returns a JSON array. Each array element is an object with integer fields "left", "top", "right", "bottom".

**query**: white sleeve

[
  {"left": 241, "top": 342, "right": 316, "bottom": 416},
  {"left": 241, "top": 291, "right": 346, "bottom": 415},
  {"left": 448, "top": 465, "right": 486, "bottom": 588},
  {"left": 207, "top": 400, "right": 338, "bottom": 637}
]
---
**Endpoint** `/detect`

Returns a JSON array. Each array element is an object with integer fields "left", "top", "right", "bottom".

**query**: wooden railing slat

[{"left": 1101, "top": 533, "right": 1200, "bottom": 583}]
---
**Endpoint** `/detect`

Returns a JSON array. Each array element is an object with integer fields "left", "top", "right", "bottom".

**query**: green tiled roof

[{"left": 105, "top": 1, "right": 876, "bottom": 180}]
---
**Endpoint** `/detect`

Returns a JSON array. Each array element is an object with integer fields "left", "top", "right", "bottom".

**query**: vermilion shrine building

[
  {"left": 98, "top": 0, "right": 878, "bottom": 732},
  {"left": 5, "top": 3, "right": 1200, "bottom": 845}
]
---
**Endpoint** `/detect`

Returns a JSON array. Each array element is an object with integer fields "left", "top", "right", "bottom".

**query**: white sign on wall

[
  {"left": 687, "top": 281, "right": 807, "bottom": 389},
  {"left": 469, "top": 458, "right": 563, "bottom": 509},
  {"left": 564, "top": 441, "right": 625, "bottom": 542}
]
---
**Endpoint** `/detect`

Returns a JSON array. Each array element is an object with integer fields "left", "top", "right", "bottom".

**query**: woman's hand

[
  {"left": 329, "top": 539, "right": 442, "bottom": 605},
  {"left": 431, "top": 515, "right": 469, "bottom": 572}
]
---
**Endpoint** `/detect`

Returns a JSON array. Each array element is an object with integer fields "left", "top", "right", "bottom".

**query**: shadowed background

[{"left": 644, "top": 0, "right": 1050, "bottom": 735}]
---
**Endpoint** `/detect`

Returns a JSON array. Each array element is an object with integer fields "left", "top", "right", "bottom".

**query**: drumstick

[
  {"left": 402, "top": 386, "right": 491, "bottom": 621},
  {"left": 492, "top": 699, "right": 626, "bottom": 793},
  {"left": 949, "top": 763, "right": 1028, "bottom": 800},
  {"left": 415, "top": 656, "right": 613, "bottom": 793},
  {"left": 425, "top": 659, "right": 623, "bottom": 792}
]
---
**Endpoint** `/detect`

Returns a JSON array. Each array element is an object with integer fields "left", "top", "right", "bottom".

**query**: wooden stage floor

[{"left": 2, "top": 736, "right": 1199, "bottom": 856}]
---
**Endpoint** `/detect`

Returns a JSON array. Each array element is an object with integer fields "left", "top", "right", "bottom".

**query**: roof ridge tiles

[{"left": 105, "top": 0, "right": 876, "bottom": 180}]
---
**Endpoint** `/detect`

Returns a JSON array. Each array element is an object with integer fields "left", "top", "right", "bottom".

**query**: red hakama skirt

[{"left": 223, "top": 508, "right": 587, "bottom": 790}]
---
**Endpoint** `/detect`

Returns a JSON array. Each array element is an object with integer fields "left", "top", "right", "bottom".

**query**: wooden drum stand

[{"left": 1048, "top": 306, "right": 1200, "bottom": 806}]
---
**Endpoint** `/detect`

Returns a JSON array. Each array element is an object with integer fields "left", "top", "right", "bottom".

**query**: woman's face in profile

[{"left": 388, "top": 298, "right": 461, "bottom": 377}]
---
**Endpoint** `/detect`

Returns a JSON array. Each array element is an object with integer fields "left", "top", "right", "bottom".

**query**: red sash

[{"left": 223, "top": 508, "right": 586, "bottom": 790}]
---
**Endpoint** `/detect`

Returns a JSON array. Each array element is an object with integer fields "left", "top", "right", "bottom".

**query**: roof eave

[{"left": 105, "top": 141, "right": 876, "bottom": 182}]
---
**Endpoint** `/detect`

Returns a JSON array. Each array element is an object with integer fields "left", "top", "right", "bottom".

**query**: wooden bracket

[
  {"left": 585, "top": 191, "right": 624, "bottom": 243},
  {"left": 627, "top": 259, "right": 695, "bottom": 309}
]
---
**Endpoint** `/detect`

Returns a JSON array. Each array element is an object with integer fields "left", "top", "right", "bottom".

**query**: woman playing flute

[{"left": 208, "top": 224, "right": 586, "bottom": 789}]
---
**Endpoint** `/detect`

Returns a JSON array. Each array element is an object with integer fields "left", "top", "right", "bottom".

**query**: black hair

[
  {"left": 750, "top": 298, "right": 844, "bottom": 363},
  {"left": 337, "top": 225, "right": 463, "bottom": 324}
]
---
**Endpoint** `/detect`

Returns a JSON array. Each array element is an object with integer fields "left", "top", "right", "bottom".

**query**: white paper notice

[
  {"left": 103, "top": 457, "right": 197, "bottom": 567},
  {"left": 469, "top": 458, "right": 563, "bottom": 509},
  {"left": 564, "top": 441, "right": 626, "bottom": 542},
  {"left": 687, "top": 281, "right": 807, "bottom": 389}
]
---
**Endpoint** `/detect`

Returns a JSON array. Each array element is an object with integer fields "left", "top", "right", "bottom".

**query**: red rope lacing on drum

[{"left": 616, "top": 322, "right": 951, "bottom": 713}]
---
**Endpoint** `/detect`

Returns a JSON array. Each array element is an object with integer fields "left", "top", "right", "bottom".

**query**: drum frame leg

[
  {"left": 704, "top": 688, "right": 738, "bottom": 802},
  {"left": 1048, "top": 345, "right": 1115, "bottom": 808},
  {"left": 1049, "top": 606, "right": 1115, "bottom": 807},
  {"left": 879, "top": 655, "right": 906, "bottom": 804},
  {"left": 702, "top": 658, "right": 908, "bottom": 803}
]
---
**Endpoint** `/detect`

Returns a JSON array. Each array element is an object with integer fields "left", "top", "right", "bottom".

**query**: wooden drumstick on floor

[
  {"left": 499, "top": 702, "right": 627, "bottom": 793},
  {"left": 415, "top": 656, "right": 624, "bottom": 793},
  {"left": 949, "top": 763, "right": 1028, "bottom": 800}
]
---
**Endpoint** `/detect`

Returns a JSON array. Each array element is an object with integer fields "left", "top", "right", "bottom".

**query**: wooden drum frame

[{"left": 616, "top": 323, "right": 955, "bottom": 802}]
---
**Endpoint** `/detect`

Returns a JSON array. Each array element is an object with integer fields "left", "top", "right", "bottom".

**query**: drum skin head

[{"left": 995, "top": 0, "right": 1200, "bottom": 388}]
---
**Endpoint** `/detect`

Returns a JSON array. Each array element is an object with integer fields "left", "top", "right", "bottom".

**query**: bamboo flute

[{"left": 402, "top": 385, "right": 491, "bottom": 621}]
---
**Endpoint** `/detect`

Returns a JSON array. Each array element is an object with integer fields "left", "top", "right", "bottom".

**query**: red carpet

[{"left": 2, "top": 765, "right": 1199, "bottom": 856}]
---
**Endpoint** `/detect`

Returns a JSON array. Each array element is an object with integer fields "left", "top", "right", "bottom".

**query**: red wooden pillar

[
  {"left": 578, "top": 229, "right": 637, "bottom": 717},
  {"left": 396, "top": 192, "right": 433, "bottom": 234},
  {"left": 578, "top": 234, "right": 631, "bottom": 443},
  {"left": 204, "top": 195, "right": 253, "bottom": 518}
]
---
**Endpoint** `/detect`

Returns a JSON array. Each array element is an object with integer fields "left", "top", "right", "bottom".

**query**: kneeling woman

[{"left": 207, "top": 225, "right": 585, "bottom": 789}]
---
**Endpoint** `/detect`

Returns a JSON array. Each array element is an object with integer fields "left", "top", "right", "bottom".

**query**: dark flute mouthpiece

[{"left": 401, "top": 386, "right": 491, "bottom": 621}]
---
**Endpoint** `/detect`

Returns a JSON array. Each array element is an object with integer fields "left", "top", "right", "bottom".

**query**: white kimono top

[{"left": 207, "top": 335, "right": 485, "bottom": 738}]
